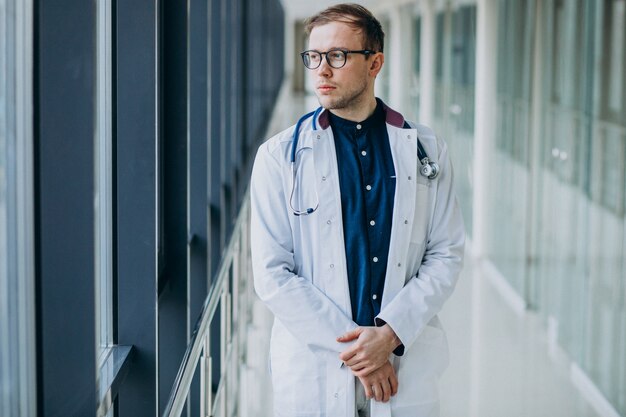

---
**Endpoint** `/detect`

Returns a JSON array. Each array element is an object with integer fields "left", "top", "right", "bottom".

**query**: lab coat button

[
  {"left": 404, "top": 219, "right": 408, "bottom": 224},
  {"left": 330, "top": 264, "right": 334, "bottom": 269},
  {"left": 406, "top": 135, "right": 411, "bottom": 140},
  {"left": 408, "top": 176, "right": 412, "bottom": 180},
  {"left": 327, "top": 219, "right": 331, "bottom": 225},
  {"left": 317, "top": 135, "right": 321, "bottom": 140},
  {"left": 397, "top": 263, "right": 402, "bottom": 267},
  {"left": 322, "top": 176, "right": 327, "bottom": 181},
  {"left": 334, "top": 392, "right": 339, "bottom": 399}
]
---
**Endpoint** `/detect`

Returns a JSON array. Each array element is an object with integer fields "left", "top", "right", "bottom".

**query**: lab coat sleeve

[
  {"left": 250, "top": 141, "right": 358, "bottom": 361},
  {"left": 376, "top": 138, "right": 465, "bottom": 351}
]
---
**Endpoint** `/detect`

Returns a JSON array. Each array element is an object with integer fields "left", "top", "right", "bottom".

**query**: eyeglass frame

[{"left": 300, "top": 48, "right": 378, "bottom": 69}]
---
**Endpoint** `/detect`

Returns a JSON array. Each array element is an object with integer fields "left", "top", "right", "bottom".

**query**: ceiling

[{"left": 280, "top": 0, "right": 413, "bottom": 21}]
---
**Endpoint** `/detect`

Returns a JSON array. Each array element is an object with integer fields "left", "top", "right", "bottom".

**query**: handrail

[{"left": 163, "top": 195, "right": 252, "bottom": 417}]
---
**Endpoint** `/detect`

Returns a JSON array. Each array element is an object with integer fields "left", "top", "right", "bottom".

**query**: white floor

[
  {"left": 439, "top": 252, "right": 601, "bottom": 417},
  {"left": 242, "top": 86, "right": 606, "bottom": 417}
]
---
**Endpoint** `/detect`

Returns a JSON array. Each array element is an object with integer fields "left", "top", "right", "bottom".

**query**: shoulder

[
  {"left": 255, "top": 123, "right": 297, "bottom": 165},
  {"left": 404, "top": 120, "right": 448, "bottom": 157}
]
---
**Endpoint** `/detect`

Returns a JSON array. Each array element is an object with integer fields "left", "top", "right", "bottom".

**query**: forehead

[{"left": 308, "top": 21, "right": 363, "bottom": 50}]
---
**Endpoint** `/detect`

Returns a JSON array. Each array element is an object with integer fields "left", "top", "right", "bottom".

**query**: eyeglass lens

[{"left": 302, "top": 50, "right": 346, "bottom": 69}]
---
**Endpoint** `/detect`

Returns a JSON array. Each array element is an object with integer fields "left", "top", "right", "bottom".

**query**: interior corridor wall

[
  {"left": 487, "top": 0, "right": 626, "bottom": 413},
  {"left": 406, "top": 0, "right": 625, "bottom": 413},
  {"left": 431, "top": 4, "right": 476, "bottom": 238}
]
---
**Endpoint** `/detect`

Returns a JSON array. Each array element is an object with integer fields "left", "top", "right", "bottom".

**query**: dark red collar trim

[{"left": 316, "top": 99, "right": 406, "bottom": 129}]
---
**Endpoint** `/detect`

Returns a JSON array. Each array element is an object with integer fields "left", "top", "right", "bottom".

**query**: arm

[
  {"left": 375, "top": 138, "right": 465, "bottom": 351},
  {"left": 250, "top": 142, "right": 358, "bottom": 361}
]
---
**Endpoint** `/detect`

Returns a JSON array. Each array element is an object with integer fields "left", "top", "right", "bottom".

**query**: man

[{"left": 250, "top": 4, "right": 464, "bottom": 417}]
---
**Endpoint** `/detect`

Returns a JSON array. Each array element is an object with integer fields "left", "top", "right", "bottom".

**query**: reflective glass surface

[{"left": 432, "top": 7, "right": 476, "bottom": 237}]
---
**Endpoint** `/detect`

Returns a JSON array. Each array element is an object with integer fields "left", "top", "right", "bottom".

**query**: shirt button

[
  {"left": 361, "top": 150, "right": 367, "bottom": 156},
  {"left": 408, "top": 176, "right": 412, "bottom": 180},
  {"left": 397, "top": 263, "right": 402, "bottom": 267},
  {"left": 334, "top": 393, "right": 339, "bottom": 399},
  {"left": 404, "top": 219, "right": 409, "bottom": 224},
  {"left": 373, "top": 257, "right": 379, "bottom": 263},
  {"left": 327, "top": 219, "right": 331, "bottom": 225},
  {"left": 370, "top": 220, "right": 375, "bottom": 226},
  {"left": 317, "top": 135, "right": 321, "bottom": 140},
  {"left": 322, "top": 176, "right": 327, "bottom": 181},
  {"left": 372, "top": 294, "right": 378, "bottom": 300},
  {"left": 366, "top": 185, "right": 372, "bottom": 191},
  {"left": 330, "top": 264, "right": 334, "bottom": 268},
  {"left": 406, "top": 135, "right": 411, "bottom": 140},
  {"left": 356, "top": 124, "right": 362, "bottom": 130}
]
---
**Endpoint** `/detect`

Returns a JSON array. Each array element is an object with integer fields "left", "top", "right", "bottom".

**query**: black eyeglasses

[{"left": 300, "top": 48, "right": 377, "bottom": 69}]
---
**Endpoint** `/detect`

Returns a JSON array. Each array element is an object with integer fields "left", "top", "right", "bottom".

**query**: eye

[{"left": 328, "top": 50, "right": 344, "bottom": 61}]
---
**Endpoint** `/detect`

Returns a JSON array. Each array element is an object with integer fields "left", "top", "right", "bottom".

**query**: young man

[{"left": 250, "top": 4, "right": 465, "bottom": 417}]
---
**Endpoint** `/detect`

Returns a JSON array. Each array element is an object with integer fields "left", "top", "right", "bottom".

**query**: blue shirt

[{"left": 329, "top": 100, "right": 396, "bottom": 326}]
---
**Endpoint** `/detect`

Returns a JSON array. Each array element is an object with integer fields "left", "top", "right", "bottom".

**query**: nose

[{"left": 316, "top": 56, "right": 332, "bottom": 77}]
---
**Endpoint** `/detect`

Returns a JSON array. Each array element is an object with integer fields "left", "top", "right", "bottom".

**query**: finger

[
  {"left": 361, "top": 380, "right": 373, "bottom": 399},
  {"left": 355, "top": 365, "right": 373, "bottom": 377},
  {"left": 339, "top": 347, "right": 358, "bottom": 361},
  {"left": 381, "top": 379, "right": 392, "bottom": 403},
  {"left": 345, "top": 356, "right": 362, "bottom": 367},
  {"left": 390, "top": 369, "right": 399, "bottom": 396},
  {"left": 373, "top": 383, "right": 383, "bottom": 402},
  {"left": 336, "top": 328, "right": 361, "bottom": 342}
]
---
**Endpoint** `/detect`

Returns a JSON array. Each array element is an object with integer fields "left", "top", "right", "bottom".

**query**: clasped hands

[{"left": 337, "top": 324, "right": 401, "bottom": 403}]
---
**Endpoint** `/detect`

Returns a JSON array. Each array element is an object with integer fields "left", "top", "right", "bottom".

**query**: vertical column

[
  {"left": 116, "top": 0, "right": 160, "bottom": 415},
  {"left": 158, "top": 0, "right": 189, "bottom": 412},
  {"left": 472, "top": 0, "right": 499, "bottom": 257},
  {"left": 35, "top": 1, "right": 97, "bottom": 414},
  {"left": 419, "top": 0, "right": 436, "bottom": 127},
  {"left": 388, "top": 4, "right": 414, "bottom": 112}
]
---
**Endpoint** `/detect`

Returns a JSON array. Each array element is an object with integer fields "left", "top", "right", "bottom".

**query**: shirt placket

[{"left": 355, "top": 129, "right": 381, "bottom": 315}]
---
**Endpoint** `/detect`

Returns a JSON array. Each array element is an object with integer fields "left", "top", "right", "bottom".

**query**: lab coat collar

[{"left": 317, "top": 98, "right": 406, "bottom": 129}]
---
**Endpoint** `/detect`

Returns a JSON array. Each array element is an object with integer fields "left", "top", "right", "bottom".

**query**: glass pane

[
  {"left": 0, "top": 0, "right": 36, "bottom": 415},
  {"left": 95, "top": 0, "right": 113, "bottom": 362},
  {"left": 431, "top": 6, "right": 476, "bottom": 238},
  {"left": 584, "top": 0, "right": 626, "bottom": 413}
]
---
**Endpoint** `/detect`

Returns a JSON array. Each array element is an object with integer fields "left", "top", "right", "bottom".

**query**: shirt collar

[{"left": 317, "top": 98, "right": 406, "bottom": 130}]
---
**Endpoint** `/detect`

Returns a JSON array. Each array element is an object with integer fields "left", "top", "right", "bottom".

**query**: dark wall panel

[
  {"left": 35, "top": 0, "right": 97, "bottom": 415},
  {"left": 115, "top": 0, "right": 159, "bottom": 415}
]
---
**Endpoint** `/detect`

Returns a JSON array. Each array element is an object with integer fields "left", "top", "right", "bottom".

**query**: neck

[{"left": 329, "top": 95, "right": 377, "bottom": 122}]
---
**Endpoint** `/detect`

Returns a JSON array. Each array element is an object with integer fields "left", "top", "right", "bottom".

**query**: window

[
  {"left": 0, "top": 0, "right": 36, "bottom": 415},
  {"left": 95, "top": 0, "right": 114, "bottom": 364}
]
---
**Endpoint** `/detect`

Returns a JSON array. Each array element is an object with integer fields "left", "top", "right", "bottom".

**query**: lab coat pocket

[
  {"left": 269, "top": 325, "right": 326, "bottom": 415},
  {"left": 410, "top": 181, "right": 430, "bottom": 244}
]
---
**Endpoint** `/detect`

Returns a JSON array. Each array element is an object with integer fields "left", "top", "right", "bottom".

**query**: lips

[{"left": 317, "top": 85, "right": 336, "bottom": 93}]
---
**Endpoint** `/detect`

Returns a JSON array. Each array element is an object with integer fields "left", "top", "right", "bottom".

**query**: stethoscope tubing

[{"left": 289, "top": 108, "right": 439, "bottom": 216}]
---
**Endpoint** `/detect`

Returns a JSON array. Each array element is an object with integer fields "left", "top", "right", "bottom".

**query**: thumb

[{"left": 337, "top": 327, "right": 361, "bottom": 342}]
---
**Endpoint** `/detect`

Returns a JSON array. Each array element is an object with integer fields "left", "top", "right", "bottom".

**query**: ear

[{"left": 368, "top": 52, "right": 384, "bottom": 77}]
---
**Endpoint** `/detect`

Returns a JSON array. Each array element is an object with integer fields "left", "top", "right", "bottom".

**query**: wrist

[{"left": 381, "top": 324, "right": 401, "bottom": 350}]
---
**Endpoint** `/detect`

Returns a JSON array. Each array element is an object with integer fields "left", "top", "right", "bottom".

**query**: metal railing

[{"left": 163, "top": 196, "right": 253, "bottom": 417}]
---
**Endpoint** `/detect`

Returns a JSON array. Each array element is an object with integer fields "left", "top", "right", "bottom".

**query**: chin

[{"left": 316, "top": 95, "right": 341, "bottom": 110}]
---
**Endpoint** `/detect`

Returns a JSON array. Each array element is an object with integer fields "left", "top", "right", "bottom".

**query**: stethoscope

[{"left": 289, "top": 108, "right": 440, "bottom": 216}]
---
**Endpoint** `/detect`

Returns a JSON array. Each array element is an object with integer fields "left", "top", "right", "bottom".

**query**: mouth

[{"left": 317, "top": 85, "right": 336, "bottom": 93}]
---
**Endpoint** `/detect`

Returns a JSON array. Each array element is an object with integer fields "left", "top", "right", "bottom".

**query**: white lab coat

[{"left": 250, "top": 103, "right": 465, "bottom": 417}]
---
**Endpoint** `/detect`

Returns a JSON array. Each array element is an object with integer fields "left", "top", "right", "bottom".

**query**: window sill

[{"left": 97, "top": 345, "right": 134, "bottom": 417}]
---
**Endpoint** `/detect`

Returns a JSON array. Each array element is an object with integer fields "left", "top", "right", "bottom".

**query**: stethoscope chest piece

[{"left": 420, "top": 157, "right": 440, "bottom": 179}]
